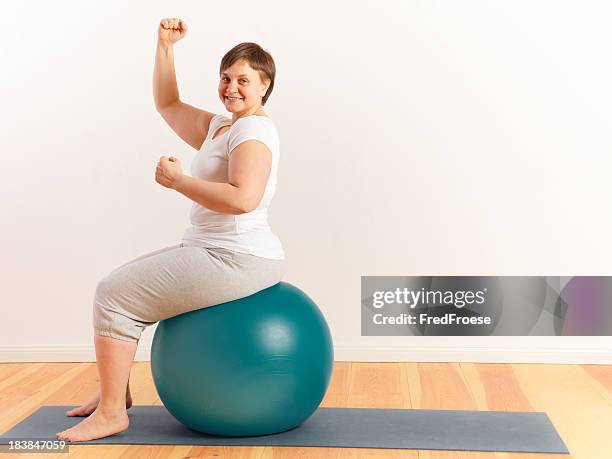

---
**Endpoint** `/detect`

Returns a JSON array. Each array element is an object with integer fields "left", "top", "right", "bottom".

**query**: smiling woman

[
  {"left": 218, "top": 41, "right": 276, "bottom": 116},
  {"left": 151, "top": 20, "right": 283, "bottom": 258},
  {"left": 56, "top": 18, "right": 287, "bottom": 443}
]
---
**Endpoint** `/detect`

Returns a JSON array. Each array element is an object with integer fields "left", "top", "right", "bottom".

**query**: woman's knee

[
  {"left": 94, "top": 276, "right": 112, "bottom": 302},
  {"left": 93, "top": 277, "right": 116, "bottom": 328},
  {"left": 93, "top": 281, "right": 145, "bottom": 342}
]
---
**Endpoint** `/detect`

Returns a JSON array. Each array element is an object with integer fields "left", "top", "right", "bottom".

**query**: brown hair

[{"left": 220, "top": 42, "right": 276, "bottom": 106}]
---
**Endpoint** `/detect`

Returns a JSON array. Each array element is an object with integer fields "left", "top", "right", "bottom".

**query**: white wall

[{"left": 2, "top": 0, "right": 611, "bottom": 363}]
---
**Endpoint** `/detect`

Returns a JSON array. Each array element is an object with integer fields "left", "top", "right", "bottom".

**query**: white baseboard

[{"left": 1, "top": 343, "right": 610, "bottom": 364}]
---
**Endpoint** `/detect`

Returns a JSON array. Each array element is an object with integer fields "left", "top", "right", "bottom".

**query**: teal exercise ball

[{"left": 151, "top": 281, "right": 334, "bottom": 436}]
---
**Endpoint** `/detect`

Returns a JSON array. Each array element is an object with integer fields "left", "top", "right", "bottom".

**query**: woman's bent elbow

[{"left": 240, "top": 197, "right": 261, "bottom": 214}]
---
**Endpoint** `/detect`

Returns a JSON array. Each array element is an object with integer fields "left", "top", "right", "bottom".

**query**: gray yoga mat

[{"left": 0, "top": 405, "right": 569, "bottom": 453}]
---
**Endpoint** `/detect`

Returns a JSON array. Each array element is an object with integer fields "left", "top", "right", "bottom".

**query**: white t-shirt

[{"left": 181, "top": 114, "right": 285, "bottom": 260}]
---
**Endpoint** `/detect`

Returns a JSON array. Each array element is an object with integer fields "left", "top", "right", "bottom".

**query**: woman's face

[{"left": 219, "top": 60, "right": 269, "bottom": 115}]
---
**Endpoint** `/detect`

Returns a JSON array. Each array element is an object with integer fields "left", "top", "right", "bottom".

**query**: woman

[{"left": 56, "top": 18, "right": 285, "bottom": 442}]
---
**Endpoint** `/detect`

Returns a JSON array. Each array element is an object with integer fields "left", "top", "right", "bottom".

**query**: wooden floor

[{"left": 0, "top": 362, "right": 611, "bottom": 458}]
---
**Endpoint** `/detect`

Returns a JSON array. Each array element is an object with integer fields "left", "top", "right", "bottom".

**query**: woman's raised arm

[{"left": 153, "top": 18, "right": 214, "bottom": 150}]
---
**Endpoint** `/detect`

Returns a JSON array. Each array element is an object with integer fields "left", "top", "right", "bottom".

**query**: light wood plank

[
  {"left": 461, "top": 363, "right": 567, "bottom": 459},
  {"left": 0, "top": 363, "right": 88, "bottom": 432},
  {"left": 512, "top": 364, "right": 612, "bottom": 458},
  {"left": 409, "top": 362, "right": 495, "bottom": 459},
  {"left": 339, "top": 362, "right": 415, "bottom": 458},
  {"left": 579, "top": 364, "right": 612, "bottom": 405}
]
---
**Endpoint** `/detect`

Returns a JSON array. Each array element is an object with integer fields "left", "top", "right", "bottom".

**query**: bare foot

[
  {"left": 66, "top": 387, "right": 132, "bottom": 417},
  {"left": 56, "top": 407, "right": 129, "bottom": 442}
]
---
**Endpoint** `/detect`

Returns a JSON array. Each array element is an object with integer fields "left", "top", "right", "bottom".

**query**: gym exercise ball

[{"left": 151, "top": 281, "right": 334, "bottom": 436}]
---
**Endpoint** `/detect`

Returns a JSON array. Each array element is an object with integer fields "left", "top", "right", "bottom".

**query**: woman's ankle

[{"left": 97, "top": 400, "right": 129, "bottom": 417}]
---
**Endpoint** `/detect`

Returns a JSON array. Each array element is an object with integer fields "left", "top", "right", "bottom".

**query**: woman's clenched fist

[
  {"left": 158, "top": 18, "right": 187, "bottom": 45},
  {"left": 156, "top": 156, "right": 184, "bottom": 189}
]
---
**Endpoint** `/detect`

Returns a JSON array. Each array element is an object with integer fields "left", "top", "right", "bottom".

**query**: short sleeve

[{"left": 227, "top": 117, "right": 277, "bottom": 157}]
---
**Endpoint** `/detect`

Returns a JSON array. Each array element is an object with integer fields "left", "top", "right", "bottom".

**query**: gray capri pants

[{"left": 93, "top": 242, "right": 285, "bottom": 343}]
